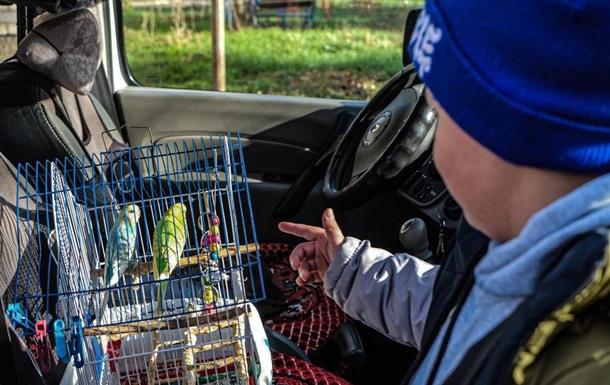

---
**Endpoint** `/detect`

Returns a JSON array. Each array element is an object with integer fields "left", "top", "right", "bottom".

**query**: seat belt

[{"left": 76, "top": 93, "right": 129, "bottom": 154}]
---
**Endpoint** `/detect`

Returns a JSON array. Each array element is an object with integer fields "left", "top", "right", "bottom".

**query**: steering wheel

[{"left": 323, "top": 64, "right": 437, "bottom": 210}]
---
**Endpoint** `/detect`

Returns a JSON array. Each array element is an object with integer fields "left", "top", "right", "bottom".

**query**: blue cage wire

[{"left": 8, "top": 134, "right": 272, "bottom": 385}]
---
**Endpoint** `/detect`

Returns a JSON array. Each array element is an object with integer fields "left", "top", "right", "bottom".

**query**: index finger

[{"left": 278, "top": 221, "right": 325, "bottom": 242}]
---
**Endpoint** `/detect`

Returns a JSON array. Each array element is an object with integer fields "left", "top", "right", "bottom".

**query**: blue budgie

[
  {"left": 98, "top": 204, "right": 141, "bottom": 321},
  {"left": 152, "top": 203, "right": 188, "bottom": 317}
]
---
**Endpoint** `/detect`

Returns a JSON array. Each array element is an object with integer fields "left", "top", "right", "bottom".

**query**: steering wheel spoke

[{"left": 348, "top": 170, "right": 364, "bottom": 186}]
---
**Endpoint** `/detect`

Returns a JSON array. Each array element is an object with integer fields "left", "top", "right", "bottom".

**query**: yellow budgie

[{"left": 152, "top": 203, "right": 188, "bottom": 316}]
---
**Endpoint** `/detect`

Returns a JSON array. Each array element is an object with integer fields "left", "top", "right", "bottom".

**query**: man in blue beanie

[{"left": 279, "top": 0, "right": 610, "bottom": 384}]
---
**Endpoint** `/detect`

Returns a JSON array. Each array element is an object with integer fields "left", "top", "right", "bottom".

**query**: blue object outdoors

[
  {"left": 250, "top": 0, "right": 316, "bottom": 28},
  {"left": 226, "top": 0, "right": 234, "bottom": 28}
]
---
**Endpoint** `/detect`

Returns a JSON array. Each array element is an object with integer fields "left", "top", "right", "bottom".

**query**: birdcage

[{"left": 7, "top": 134, "right": 272, "bottom": 385}]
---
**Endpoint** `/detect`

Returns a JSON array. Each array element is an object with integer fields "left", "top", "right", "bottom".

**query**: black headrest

[{"left": 16, "top": 0, "right": 101, "bottom": 94}]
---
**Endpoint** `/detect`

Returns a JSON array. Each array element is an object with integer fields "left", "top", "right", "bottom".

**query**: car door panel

[{"left": 115, "top": 86, "right": 366, "bottom": 242}]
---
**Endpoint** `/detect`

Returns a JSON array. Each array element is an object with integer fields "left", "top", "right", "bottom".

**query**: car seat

[
  {"left": 0, "top": 1, "right": 364, "bottom": 383},
  {"left": 0, "top": 2, "right": 126, "bottom": 168}
]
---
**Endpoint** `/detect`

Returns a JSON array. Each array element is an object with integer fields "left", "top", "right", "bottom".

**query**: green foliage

[{"left": 123, "top": 1, "right": 419, "bottom": 100}]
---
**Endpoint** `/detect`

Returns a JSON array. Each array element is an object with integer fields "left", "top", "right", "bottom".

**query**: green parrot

[{"left": 152, "top": 202, "right": 188, "bottom": 316}]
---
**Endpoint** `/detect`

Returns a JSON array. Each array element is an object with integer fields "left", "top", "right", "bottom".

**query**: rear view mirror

[{"left": 403, "top": 8, "right": 422, "bottom": 67}]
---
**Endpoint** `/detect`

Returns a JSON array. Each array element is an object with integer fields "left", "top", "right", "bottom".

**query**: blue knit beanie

[{"left": 408, "top": 0, "right": 610, "bottom": 173}]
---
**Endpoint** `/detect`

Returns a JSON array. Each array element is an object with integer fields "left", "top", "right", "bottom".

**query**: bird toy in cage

[{"left": 198, "top": 188, "right": 228, "bottom": 313}]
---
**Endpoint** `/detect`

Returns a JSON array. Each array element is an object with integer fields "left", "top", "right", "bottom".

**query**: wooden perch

[
  {"left": 83, "top": 305, "right": 245, "bottom": 337},
  {"left": 92, "top": 243, "right": 257, "bottom": 280}
]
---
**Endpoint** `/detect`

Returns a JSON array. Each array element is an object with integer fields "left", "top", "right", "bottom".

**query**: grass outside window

[{"left": 123, "top": 0, "right": 422, "bottom": 100}]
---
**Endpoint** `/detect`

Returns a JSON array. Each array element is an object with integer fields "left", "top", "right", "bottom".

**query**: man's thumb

[{"left": 322, "top": 208, "right": 344, "bottom": 250}]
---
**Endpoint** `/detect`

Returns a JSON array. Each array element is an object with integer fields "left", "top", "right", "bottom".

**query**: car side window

[
  {"left": 0, "top": 4, "right": 17, "bottom": 59},
  {"left": 121, "top": 0, "right": 421, "bottom": 100}
]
